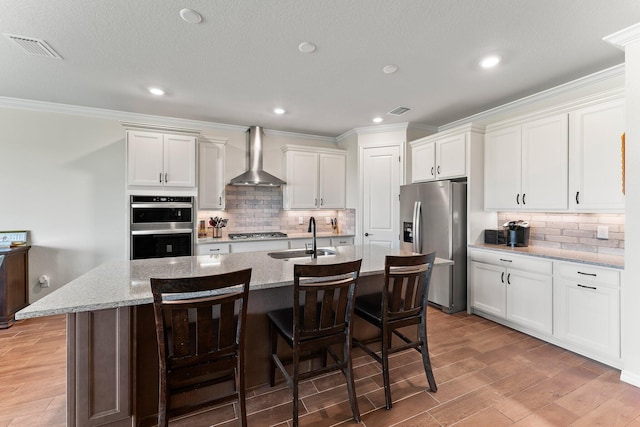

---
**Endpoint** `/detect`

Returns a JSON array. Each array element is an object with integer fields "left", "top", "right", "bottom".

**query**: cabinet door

[
  {"left": 436, "top": 133, "right": 466, "bottom": 179},
  {"left": 569, "top": 99, "right": 625, "bottom": 211},
  {"left": 484, "top": 126, "right": 522, "bottom": 210},
  {"left": 506, "top": 269, "right": 553, "bottom": 334},
  {"left": 199, "top": 142, "right": 225, "bottom": 209},
  {"left": 318, "top": 153, "right": 346, "bottom": 208},
  {"left": 470, "top": 261, "right": 506, "bottom": 318},
  {"left": 285, "top": 151, "right": 319, "bottom": 209},
  {"left": 554, "top": 278, "right": 620, "bottom": 358},
  {"left": 163, "top": 134, "right": 196, "bottom": 187},
  {"left": 521, "top": 114, "right": 568, "bottom": 210},
  {"left": 411, "top": 141, "right": 436, "bottom": 182},
  {"left": 127, "top": 131, "right": 164, "bottom": 186}
]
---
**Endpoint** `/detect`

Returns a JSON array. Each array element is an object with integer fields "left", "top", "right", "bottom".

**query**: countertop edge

[{"left": 469, "top": 243, "right": 624, "bottom": 269}]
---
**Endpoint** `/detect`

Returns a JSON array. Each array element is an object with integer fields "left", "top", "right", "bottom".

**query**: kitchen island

[{"left": 17, "top": 245, "right": 452, "bottom": 427}]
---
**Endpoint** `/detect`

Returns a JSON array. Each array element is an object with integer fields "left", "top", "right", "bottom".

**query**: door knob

[{"left": 364, "top": 232, "right": 373, "bottom": 236}]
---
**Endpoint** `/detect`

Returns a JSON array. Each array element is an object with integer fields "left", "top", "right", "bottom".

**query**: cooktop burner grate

[{"left": 228, "top": 232, "right": 288, "bottom": 240}]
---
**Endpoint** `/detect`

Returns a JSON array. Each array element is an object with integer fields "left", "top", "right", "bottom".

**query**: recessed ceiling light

[
  {"left": 298, "top": 41, "right": 316, "bottom": 53},
  {"left": 480, "top": 55, "right": 501, "bottom": 69},
  {"left": 274, "top": 107, "right": 286, "bottom": 115},
  {"left": 382, "top": 64, "right": 398, "bottom": 74},
  {"left": 372, "top": 117, "right": 383, "bottom": 123},
  {"left": 180, "top": 8, "right": 202, "bottom": 24},
  {"left": 148, "top": 87, "right": 165, "bottom": 96}
]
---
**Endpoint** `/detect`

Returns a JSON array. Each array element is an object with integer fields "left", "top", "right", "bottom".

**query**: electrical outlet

[
  {"left": 597, "top": 225, "right": 609, "bottom": 240},
  {"left": 298, "top": 216, "right": 304, "bottom": 225},
  {"left": 38, "top": 275, "right": 50, "bottom": 288},
  {"left": 325, "top": 217, "right": 331, "bottom": 224}
]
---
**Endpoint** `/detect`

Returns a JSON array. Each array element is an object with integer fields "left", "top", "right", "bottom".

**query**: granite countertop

[
  {"left": 16, "top": 245, "right": 452, "bottom": 320},
  {"left": 469, "top": 243, "right": 624, "bottom": 269},
  {"left": 196, "top": 232, "right": 355, "bottom": 245}
]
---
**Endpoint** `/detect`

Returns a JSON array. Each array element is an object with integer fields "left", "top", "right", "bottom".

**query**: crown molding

[
  {"left": 438, "top": 64, "right": 625, "bottom": 131},
  {"left": 263, "top": 128, "right": 336, "bottom": 143},
  {"left": 604, "top": 23, "right": 640, "bottom": 50}
]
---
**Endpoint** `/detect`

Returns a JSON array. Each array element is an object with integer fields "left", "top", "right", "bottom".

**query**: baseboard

[{"left": 620, "top": 369, "right": 640, "bottom": 388}]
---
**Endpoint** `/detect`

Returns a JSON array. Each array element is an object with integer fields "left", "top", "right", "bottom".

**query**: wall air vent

[
  {"left": 4, "top": 34, "right": 62, "bottom": 59},
  {"left": 388, "top": 106, "right": 411, "bottom": 116}
]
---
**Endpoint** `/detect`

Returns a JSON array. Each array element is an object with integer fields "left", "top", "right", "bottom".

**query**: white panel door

[
  {"left": 521, "top": 114, "right": 568, "bottom": 210},
  {"left": 569, "top": 99, "right": 625, "bottom": 211},
  {"left": 484, "top": 125, "right": 522, "bottom": 210},
  {"left": 318, "top": 153, "right": 346, "bottom": 208},
  {"left": 163, "top": 134, "right": 196, "bottom": 187},
  {"left": 436, "top": 133, "right": 466, "bottom": 179},
  {"left": 362, "top": 145, "right": 400, "bottom": 248},
  {"left": 127, "top": 131, "right": 164, "bottom": 186}
]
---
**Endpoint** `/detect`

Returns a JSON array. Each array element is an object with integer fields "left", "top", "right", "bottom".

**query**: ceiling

[{"left": 1, "top": 1, "right": 640, "bottom": 137}]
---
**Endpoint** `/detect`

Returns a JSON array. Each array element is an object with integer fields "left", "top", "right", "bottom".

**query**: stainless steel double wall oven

[{"left": 129, "top": 195, "right": 194, "bottom": 260}]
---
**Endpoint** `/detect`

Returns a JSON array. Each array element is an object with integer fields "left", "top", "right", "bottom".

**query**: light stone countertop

[
  {"left": 469, "top": 243, "right": 624, "bottom": 269},
  {"left": 16, "top": 245, "right": 453, "bottom": 320}
]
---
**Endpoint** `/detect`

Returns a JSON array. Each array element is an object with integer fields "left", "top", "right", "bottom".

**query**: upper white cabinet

[
  {"left": 282, "top": 145, "right": 346, "bottom": 210},
  {"left": 484, "top": 114, "right": 568, "bottom": 210},
  {"left": 127, "top": 130, "right": 196, "bottom": 188},
  {"left": 410, "top": 132, "right": 466, "bottom": 182},
  {"left": 198, "top": 139, "right": 226, "bottom": 210},
  {"left": 569, "top": 98, "right": 625, "bottom": 212}
]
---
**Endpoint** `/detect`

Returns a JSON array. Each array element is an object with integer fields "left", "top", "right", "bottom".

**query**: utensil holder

[{"left": 212, "top": 227, "right": 222, "bottom": 238}]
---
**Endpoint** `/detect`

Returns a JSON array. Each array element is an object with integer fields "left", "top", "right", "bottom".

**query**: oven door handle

[
  {"left": 131, "top": 229, "right": 194, "bottom": 235},
  {"left": 131, "top": 203, "right": 193, "bottom": 209}
]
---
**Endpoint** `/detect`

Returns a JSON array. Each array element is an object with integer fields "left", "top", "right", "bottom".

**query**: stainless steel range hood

[{"left": 229, "top": 126, "right": 286, "bottom": 186}]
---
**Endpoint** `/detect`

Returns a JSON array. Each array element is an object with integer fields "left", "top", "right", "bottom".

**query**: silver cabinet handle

[
  {"left": 499, "top": 258, "right": 512, "bottom": 263},
  {"left": 209, "top": 248, "right": 220, "bottom": 252}
]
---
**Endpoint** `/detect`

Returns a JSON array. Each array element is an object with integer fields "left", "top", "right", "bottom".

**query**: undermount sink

[{"left": 268, "top": 247, "right": 337, "bottom": 259}]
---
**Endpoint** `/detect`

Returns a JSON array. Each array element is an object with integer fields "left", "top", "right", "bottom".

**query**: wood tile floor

[{"left": 2, "top": 308, "right": 640, "bottom": 426}]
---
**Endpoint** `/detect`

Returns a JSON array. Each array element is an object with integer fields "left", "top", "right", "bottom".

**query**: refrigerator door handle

[{"left": 413, "top": 201, "right": 422, "bottom": 253}]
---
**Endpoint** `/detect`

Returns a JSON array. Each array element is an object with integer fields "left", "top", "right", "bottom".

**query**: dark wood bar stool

[
  {"left": 150, "top": 268, "right": 252, "bottom": 427},
  {"left": 267, "top": 259, "right": 363, "bottom": 427},
  {"left": 353, "top": 252, "right": 437, "bottom": 409}
]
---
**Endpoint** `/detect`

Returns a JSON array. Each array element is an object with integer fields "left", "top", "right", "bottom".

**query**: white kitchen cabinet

[
  {"left": 410, "top": 132, "right": 466, "bottom": 182},
  {"left": 484, "top": 114, "right": 568, "bottom": 210},
  {"left": 230, "top": 240, "right": 288, "bottom": 253},
  {"left": 554, "top": 262, "right": 620, "bottom": 362},
  {"left": 288, "top": 237, "right": 331, "bottom": 250},
  {"left": 282, "top": 146, "right": 346, "bottom": 209},
  {"left": 569, "top": 98, "right": 625, "bottom": 212},
  {"left": 127, "top": 130, "right": 196, "bottom": 188},
  {"left": 470, "top": 250, "right": 553, "bottom": 334},
  {"left": 196, "top": 242, "right": 230, "bottom": 255},
  {"left": 198, "top": 139, "right": 226, "bottom": 209},
  {"left": 331, "top": 237, "right": 354, "bottom": 246}
]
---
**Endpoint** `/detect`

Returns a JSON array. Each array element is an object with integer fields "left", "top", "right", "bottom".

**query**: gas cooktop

[{"left": 228, "top": 232, "right": 288, "bottom": 240}]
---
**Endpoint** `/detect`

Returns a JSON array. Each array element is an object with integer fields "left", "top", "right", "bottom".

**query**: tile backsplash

[
  {"left": 198, "top": 185, "right": 355, "bottom": 237},
  {"left": 497, "top": 212, "right": 624, "bottom": 256}
]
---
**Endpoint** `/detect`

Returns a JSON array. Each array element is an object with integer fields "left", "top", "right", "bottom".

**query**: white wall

[{"left": 0, "top": 107, "right": 127, "bottom": 301}]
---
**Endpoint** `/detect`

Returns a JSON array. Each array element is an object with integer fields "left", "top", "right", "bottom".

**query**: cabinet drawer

[
  {"left": 230, "top": 240, "right": 289, "bottom": 253},
  {"left": 557, "top": 262, "right": 620, "bottom": 287},
  {"left": 196, "top": 243, "right": 230, "bottom": 255},
  {"left": 331, "top": 237, "right": 354, "bottom": 246},
  {"left": 289, "top": 238, "right": 331, "bottom": 249},
  {"left": 470, "top": 250, "right": 552, "bottom": 275}
]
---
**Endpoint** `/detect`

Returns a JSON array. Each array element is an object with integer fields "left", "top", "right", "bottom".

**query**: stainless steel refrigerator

[{"left": 400, "top": 180, "right": 467, "bottom": 313}]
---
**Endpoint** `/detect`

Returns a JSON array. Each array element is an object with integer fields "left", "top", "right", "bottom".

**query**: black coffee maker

[{"left": 503, "top": 220, "right": 530, "bottom": 247}]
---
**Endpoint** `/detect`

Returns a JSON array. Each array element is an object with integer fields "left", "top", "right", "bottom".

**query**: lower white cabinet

[
  {"left": 289, "top": 238, "right": 331, "bottom": 250},
  {"left": 471, "top": 252, "right": 553, "bottom": 334},
  {"left": 553, "top": 262, "right": 620, "bottom": 362},
  {"left": 230, "top": 240, "right": 288, "bottom": 253},
  {"left": 196, "top": 242, "right": 230, "bottom": 255}
]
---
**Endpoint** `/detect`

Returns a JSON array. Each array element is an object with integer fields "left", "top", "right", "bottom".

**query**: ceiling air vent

[
  {"left": 4, "top": 34, "right": 62, "bottom": 59},
  {"left": 388, "top": 106, "right": 411, "bottom": 116}
]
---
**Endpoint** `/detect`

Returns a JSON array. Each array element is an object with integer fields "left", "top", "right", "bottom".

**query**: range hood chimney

[{"left": 229, "top": 126, "right": 286, "bottom": 186}]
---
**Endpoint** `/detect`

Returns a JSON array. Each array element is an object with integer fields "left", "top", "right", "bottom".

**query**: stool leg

[
  {"left": 381, "top": 326, "right": 392, "bottom": 409},
  {"left": 292, "top": 351, "right": 300, "bottom": 427},
  {"left": 269, "top": 321, "right": 277, "bottom": 387},
  {"left": 344, "top": 334, "right": 361, "bottom": 422},
  {"left": 419, "top": 316, "right": 437, "bottom": 392},
  {"left": 237, "top": 363, "right": 248, "bottom": 426}
]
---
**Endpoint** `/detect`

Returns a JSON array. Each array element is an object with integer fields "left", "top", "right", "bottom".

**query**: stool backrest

[
  {"left": 293, "top": 259, "right": 362, "bottom": 342},
  {"left": 384, "top": 253, "right": 436, "bottom": 321},
  {"left": 150, "top": 269, "right": 252, "bottom": 379}
]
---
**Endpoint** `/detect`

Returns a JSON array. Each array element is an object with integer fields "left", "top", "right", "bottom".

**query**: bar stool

[
  {"left": 267, "top": 259, "right": 362, "bottom": 427},
  {"left": 353, "top": 252, "right": 437, "bottom": 409},
  {"left": 150, "top": 268, "right": 252, "bottom": 427}
]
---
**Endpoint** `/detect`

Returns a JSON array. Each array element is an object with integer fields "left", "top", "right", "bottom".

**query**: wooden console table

[{"left": 0, "top": 246, "right": 30, "bottom": 328}]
